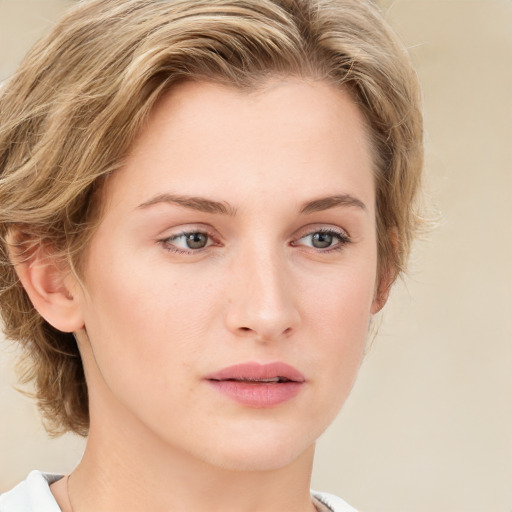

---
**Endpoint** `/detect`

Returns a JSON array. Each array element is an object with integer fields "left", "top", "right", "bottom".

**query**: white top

[{"left": 0, "top": 471, "right": 357, "bottom": 512}]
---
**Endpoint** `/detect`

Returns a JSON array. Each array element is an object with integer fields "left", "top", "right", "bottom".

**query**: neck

[
  {"left": 64, "top": 395, "right": 316, "bottom": 512},
  {"left": 68, "top": 433, "right": 316, "bottom": 512},
  {"left": 61, "top": 338, "right": 319, "bottom": 512}
]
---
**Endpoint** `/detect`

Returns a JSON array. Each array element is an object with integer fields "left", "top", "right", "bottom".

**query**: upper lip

[{"left": 205, "top": 362, "right": 305, "bottom": 383}]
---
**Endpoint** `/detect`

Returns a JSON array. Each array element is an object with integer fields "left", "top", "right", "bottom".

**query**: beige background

[{"left": 1, "top": 1, "right": 511, "bottom": 510}]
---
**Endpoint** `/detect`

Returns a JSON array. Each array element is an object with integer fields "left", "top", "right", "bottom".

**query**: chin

[
  {"left": 206, "top": 443, "right": 313, "bottom": 473},
  {"left": 189, "top": 423, "right": 318, "bottom": 473}
]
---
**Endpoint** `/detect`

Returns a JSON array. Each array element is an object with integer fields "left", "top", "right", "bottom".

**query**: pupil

[
  {"left": 312, "top": 232, "right": 333, "bottom": 248},
  {"left": 186, "top": 233, "right": 208, "bottom": 249}
]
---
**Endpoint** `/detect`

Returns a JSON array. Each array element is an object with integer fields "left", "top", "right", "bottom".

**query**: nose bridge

[{"left": 225, "top": 240, "right": 300, "bottom": 340}]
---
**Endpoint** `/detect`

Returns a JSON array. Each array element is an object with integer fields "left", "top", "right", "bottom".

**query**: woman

[{"left": 0, "top": 0, "right": 423, "bottom": 510}]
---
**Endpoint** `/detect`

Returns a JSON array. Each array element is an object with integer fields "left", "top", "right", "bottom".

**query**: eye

[
  {"left": 294, "top": 228, "right": 350, "bottom": 251},
  {"left": 161, "top": 230, "right": 214, "bottom": 253}
]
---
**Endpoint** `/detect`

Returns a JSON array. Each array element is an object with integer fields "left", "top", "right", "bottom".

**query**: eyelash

[
  {"left": 291, "top": 227, "right": 351, "bottom": 253},
  {"left": 159, "top": 229, "right": 218, "bottom": 255},
  {"left": 158, "top": 227, "right": 351, "bottom": 255}
]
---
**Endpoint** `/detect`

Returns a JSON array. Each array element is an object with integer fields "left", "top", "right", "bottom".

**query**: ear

[
  {"left": 371, "top": 228, "right": 399, "bottom": 314},
  {"left": 370, "top": 263, "right": 395, "bottom": 314},
  {"left": 7, "top": 232, "right": 84, "bottom": 333}
]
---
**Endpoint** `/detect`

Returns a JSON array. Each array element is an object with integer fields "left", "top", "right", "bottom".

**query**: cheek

[
  {"left": 78, "top": 250, "right": 221, "bottom": 392},
  {"left": 312, "top": 289, "right": 370, "bottom": 378},
  {"left": 77, "top": 260, "right": 228, "bottom": 438},
  {"left": 301, "top": 256, "right": 377, "bottom": 337},
  {"left": 298, "top": 259, "right": 377, "bottom": 404}
]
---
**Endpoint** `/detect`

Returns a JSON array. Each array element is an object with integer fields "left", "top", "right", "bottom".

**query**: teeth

[
  {"left": 229, "top": 377, "right": 281, "bottom": 383},
  {"left": 219, "top": 376, "right": 294, "bottom": 383}
]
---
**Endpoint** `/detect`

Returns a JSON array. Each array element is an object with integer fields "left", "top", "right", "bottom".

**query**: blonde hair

[{"left": 0, "top": 0, "right": 423, "bottom": 435}]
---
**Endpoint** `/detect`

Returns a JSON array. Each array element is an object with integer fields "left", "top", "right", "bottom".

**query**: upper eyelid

[
  {"left": 159, "top": 230, "right": 218, "bottom": 254},
  {"left": 158, "top": 224, "right": 218, "bottom": 239},
  {"left": 294, "top": 225, "right": 350, "bottom": 240},
  {"left": 162, "top": 229, "right": 218, "bottom": 246},
  {"left": 295, "top": 231, "right": 349, "bottom": 244},
  {"left": 156, "top": 223, "right": 351, "bottom": 243}
]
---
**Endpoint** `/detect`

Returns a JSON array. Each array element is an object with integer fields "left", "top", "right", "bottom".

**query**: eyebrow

[
  {"left": 299, "top": 194, "right": 367, "bottom": 214},
  {"left": 137, "top": 193, "right": 237, "bottom": 216},
  {"left": 137, "top": 192, "right": 366, "bottom": 216}
]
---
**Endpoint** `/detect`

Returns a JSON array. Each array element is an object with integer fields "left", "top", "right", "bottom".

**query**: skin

[{"left": 21, "top": 78, "right": 389, "bottom": 511}]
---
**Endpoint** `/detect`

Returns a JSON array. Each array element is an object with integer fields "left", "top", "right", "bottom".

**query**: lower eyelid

[
  {"left": 159, "top": 227, "right": 350, "bottom": 253},
  {"left": 290, "top": 232, "right": 351, "bottom": 252},
  {"left": 158, "top": 228, "right": 221, "bottom": 254}
]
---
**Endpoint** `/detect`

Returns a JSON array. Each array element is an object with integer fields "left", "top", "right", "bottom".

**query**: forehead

[
  {"left": 102, "top": 78, "right": 375, "bottom": 216},
  {"left": 139, "top": 78, "right": 371, "bottom": 159}
]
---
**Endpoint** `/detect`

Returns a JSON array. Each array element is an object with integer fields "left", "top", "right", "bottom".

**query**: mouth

[
  {"left": 210, "top": 376, "right": 295, "bottom": 384},
  {"left": 205, "top": 362, "right": 305, "bottom": 407},
  {"left": 206, "top": 361, "right": 305, "bottom": 383}
]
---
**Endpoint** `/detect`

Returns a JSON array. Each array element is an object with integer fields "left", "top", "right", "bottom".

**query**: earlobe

[
  {"left": 7, "top": 234, "right": 84, "bottom": 333},
  {"left": 370, "top": 269, "right": 394, "bottom": 314},
  {"left": 371, "top": 228, "right": 399, "bottom": 314}
]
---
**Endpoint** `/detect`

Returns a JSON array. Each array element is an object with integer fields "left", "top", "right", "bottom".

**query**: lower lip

[{"left": 207, "top": 380, "right": 303, "bottom": 407}]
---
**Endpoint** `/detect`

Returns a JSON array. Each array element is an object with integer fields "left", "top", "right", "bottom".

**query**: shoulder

[
  {"left": 0, "top": 471, "right": 62, "bottom": 512},
  {"left": 2, "top": 475, "right": 358, "bottom": 512},
  {"left": 312, "top": 490, "right": 358, "bottom": 512}
]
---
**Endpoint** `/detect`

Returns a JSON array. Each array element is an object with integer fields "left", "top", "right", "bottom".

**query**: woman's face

[{"left": 74, "top": 79, "right": 382, "bottom": 471}]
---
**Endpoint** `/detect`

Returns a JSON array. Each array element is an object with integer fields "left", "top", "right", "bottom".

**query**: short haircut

[{"left": 0, "top": 0, "right": 423, "bottom": 435}]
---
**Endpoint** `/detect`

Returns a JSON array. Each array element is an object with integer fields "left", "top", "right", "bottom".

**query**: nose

[{"left": 224, "top": 248, "right": 301, "bottom": 342}]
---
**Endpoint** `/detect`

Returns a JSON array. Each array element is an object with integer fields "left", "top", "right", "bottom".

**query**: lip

[{"left": 205, "top": 362, "right": 305, "bottom": 408}]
